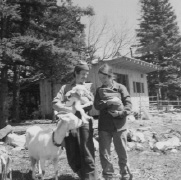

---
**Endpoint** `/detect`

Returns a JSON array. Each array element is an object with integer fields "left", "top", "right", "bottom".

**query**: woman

[
  {"left": 53, "top": 61, "right": 96, "bottom": 180},
  {"left": 94, "top": 63, "right": 132, "bottom": 180}
]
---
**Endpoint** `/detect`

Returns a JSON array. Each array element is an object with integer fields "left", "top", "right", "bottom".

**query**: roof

[{"left": 92, "top": 56, "right": 159, "bottom": 73}]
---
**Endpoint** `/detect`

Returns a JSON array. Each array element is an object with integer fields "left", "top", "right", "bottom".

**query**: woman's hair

[
  {"left": 98, "top": 63, "right": 114, "bottom": 78},
  {"left": 74, "top": 61, "right": 89, "bottom": 77}
]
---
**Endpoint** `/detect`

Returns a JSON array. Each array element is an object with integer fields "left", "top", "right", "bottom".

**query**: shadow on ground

[{"left": 12, "top": 170, "right": 79, "bottom": 180}]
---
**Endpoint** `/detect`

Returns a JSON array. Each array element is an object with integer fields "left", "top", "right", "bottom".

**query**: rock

[
  {"left": 167, "top": 136, "right": 180, "bottom": 147},
  {"left": 144, "top": 131, "right": 157, "bottom": 142},
  {"left": 127, "top": 115, "right": 135, "bottom": 121},
  {"left": 0, "top": 125, "right": 13, "bottom": 140},
  {"left": 149, "top": 141, "right": 154, "bottom": 149},
  {"left": 154, "top": 141, "right": 171, "bottom": 151},
  {"left": 171, "top": 149, "right": 178, "bottom": 153},
  {"left": 5, "top": 133, "right": 26, "bottom": 148},
  {"left": 127, "top": 142, "right": 136, "bottom": 150},
  {"left": 137, "top": 127, "right": 152, "bottom": 132},
  {"left": 127, "top": 129, "right": 145, "bottom": 143},
  {"left": 135, "top": 143, "right": 144, "bottom": 151},
  {"left": 154, "top": 137, "right": 180, "bottom": 151}
]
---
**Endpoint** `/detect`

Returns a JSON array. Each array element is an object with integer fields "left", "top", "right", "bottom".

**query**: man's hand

[
  {"left": 108, "top": 110, "right": 126, "bottom": 118},
  {"left": 108, "top": 110, "right": 119, "bottom": 117}
]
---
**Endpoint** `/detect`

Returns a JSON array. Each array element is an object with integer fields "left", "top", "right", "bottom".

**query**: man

[
  {"left": 94, "top": 63, "right": 132, "bottom": 180},
  {"left": 52, "top": 61, "right": 96, "bottom": 180}
]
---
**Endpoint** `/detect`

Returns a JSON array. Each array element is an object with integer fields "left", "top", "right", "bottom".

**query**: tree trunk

[
  {"left": 12, "top": 64, "right": 20, "bottom": 122},
  {"left": 0, "top": 66, "right": 8, "bottom": 129}
]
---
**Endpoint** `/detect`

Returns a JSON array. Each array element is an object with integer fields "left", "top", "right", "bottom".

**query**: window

[
  {"left": 133, "top": 81, "right": 144, "bottom": 93},
  {"left": 141, "top": 83, "right": 144, "bottom": 93},
  {"left": 115, "top": 73, "right": 130, "bottom": 92},
  {"left": 133, "top": 82, "right": 136, "bottom": 93}
]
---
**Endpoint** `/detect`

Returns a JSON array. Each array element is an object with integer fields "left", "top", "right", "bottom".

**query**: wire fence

[
  {"left": 149, "top": 96, "right": 181, "bottom": 111},
  {"left": 149, "top": 100, "right": 181, "bottom": 111}
]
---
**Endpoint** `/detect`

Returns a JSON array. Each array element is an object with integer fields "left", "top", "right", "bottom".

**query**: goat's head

[
  {"left": 57, "top": 114, "right": 82, "bottom": 132},
  {"left": 66, "top": 84, "right": 90, "bottom": 99},
  {"left": 65, "top": 90, "right": 80, "bottom": 102}
]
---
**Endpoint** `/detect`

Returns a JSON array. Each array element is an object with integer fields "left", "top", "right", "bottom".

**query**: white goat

[
  {"left": 57, "top": 84, "right": 93, "bottom": 125},
  {"left": 0, "top": 146, "right": 12, "bottom": 180},
  {"left": 26, "top": 116, "right": 82, "bottom": 180}
]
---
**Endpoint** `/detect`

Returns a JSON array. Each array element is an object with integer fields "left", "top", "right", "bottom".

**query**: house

[
  {"left": 87, "top": 56, "right": 159, "bottom": 115},
  {"left": 39, "top": 56, "right": 159, "bottom": 118}
]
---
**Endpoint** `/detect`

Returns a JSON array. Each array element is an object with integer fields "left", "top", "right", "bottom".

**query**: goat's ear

[{"left": 65, "top": 91, "right": 71, "bottom": 97}]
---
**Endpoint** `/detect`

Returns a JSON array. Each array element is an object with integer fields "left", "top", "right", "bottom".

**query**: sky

[
  {"left": 57, "top": 0, "right": 181, "bottom": 57},
  {"left": 72, "top": 0, "right": 181, "bottom": 29}
]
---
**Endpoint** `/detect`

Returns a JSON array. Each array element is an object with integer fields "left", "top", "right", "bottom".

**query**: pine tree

[
  {"left": 0, "top": 1, "right": 22, "bottom": 127},
  {"left": 0, "top": 0, "right": 93, "bottom": 125},
  {"left": 136, "top": 0, "right": 181, "bottom": 99}
]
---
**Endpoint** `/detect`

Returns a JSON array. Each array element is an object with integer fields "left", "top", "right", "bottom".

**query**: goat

[
  {"left": 0, "top": 146, "right": 12, "bottom": 180},
  {"left": 26, "top": 116, "right": 82, "bottom": 180},
  {"left": 56, "top": 84, "right": 93, "bottom": 125}
]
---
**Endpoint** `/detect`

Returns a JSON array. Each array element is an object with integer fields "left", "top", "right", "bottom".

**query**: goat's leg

[
  {"left": 7, "top": 157, "right": 12, "bottom": 180},
  {"left": 1, "top": 164, "right": 5, "bottom": 180},
  {"left": 4, "top": 165, "right": 7, "bottom": 180},
  {"left": 38, "top": 159, "right": 45, "bottom": 180},
  {"left": 30, "top": 157, "right": 36, "bottom": 180},
  {"left": 4, "top": 157, "right": 10, "bottom": 180},
  {"left": 1, "top": 156, "right": 7, "bottom": 180},
  {"left": 0, "top": 158, "right": 2, "bottom": 179},
  {"left": 77, "top": 101, "right": 93, "bottom": 121},
  {"left": 52, "top": 158, "right": 58, "bottom": 180},
  {"left": 9, "top": 168, "right": 12, "bottom": 180},
  {"left": 74, "top": 102, "right": 90, "bottom": 124}
]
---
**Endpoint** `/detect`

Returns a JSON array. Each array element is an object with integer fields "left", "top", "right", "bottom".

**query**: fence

[
  {"left": 136, "top": 97, "right": 181, "bottom": 119},
  {"left": 149, "top": 100, "right": 181, "bottom": 111},
  {"left": 149, "top": 96, "right": 181, "bottom": 110}
]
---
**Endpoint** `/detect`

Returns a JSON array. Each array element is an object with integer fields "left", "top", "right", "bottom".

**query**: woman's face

[
  {"left": 98, "top": 72, "right": 112, "bottom": 86},
  {"left": 75, "top": 70, "right": 89, "bottom": 84}
]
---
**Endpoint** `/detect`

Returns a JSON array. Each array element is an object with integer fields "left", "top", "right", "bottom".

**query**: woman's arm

[{"left": 52, "top": 85, "right": 73, "bottom": 112}]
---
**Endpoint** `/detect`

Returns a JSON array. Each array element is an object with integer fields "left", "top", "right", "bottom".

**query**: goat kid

[
  {"left": 57, "top": 84, "right": 93, "bottom": 125},
  {"left": 26, "top": 117, "right": 82, "bottom": 180},
  {"left": 0, "top": 146, "right": 12, "bottom": 180}
]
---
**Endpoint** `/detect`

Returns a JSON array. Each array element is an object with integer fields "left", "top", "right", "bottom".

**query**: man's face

[
  {"left": 75, "top": 70, "right": 89, "bottom": 83},
  {"left": 98, "top": 72, "right": 111, "bottom": 85}
]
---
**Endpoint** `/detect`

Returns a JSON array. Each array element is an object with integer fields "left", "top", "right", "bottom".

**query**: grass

[{"left": 5, "top": 114, "right": 181, "bottom": 180}]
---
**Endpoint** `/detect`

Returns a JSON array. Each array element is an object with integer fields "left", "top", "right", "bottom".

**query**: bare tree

[{"left": 85, "top": 17, "right": 136, "bottom": 61}]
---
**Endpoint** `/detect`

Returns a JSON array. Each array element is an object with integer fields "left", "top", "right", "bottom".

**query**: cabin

[{"left": 39, "top": 56, "right": 159, "bottom": 118}]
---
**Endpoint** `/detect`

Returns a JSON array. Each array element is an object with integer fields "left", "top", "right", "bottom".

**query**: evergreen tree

[
  {"left": 0, "top": 0, "right": 93, "bottom": 125},
  {"left": 0, "top": 1, "right": 22, "bottom": 127},
  {"left": 136, "top": 0, "right": 181, "bottom": 99}
]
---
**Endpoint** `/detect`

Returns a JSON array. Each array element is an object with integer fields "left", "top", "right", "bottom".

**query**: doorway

[{"left": 115, "top": 73, "right": 130, "bottom": 92}]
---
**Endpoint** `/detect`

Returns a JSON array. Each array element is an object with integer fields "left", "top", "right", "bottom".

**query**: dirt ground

[{"left": 4, "top": 113, "right": 181, "bottom": 180}]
